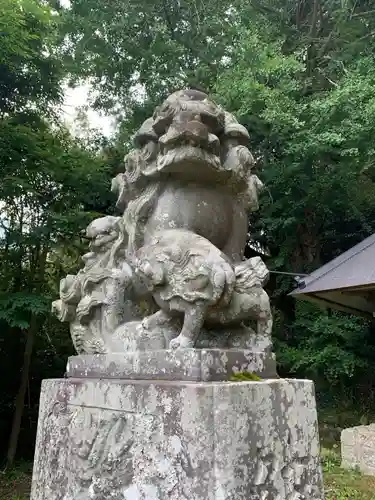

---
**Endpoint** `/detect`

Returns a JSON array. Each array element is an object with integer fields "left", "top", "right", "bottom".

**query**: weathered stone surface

[
  {"left": 66, "top": 348, "right": 277, "bottom": 381},
  {"left": 31, "top": 377, "right": 323, "bottom": 499},
  {"left": 110, "top": 321, "right": 274, "bottom": 353},
  {"left": 51, "top": 89, "right": 273, "bottom": 354},
  {"left": 197, "top": 325, "right": 273, "bottom": 351},
  {"left": 132, "top": 232, "right": 273, "bottom": 349},
  {"left": 31, "top": 90, "right": 324, "bottom": 500},
  {"left": 341, "top": 424, "right": 375, "bottom": 476}
]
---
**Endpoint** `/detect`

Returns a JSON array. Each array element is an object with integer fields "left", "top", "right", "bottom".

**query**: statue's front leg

[
  {"left": 256, "top": 290, "right": 273, "bottom": 337},
  {"left": 169, "top": 303, "right": 206, "bottom": 349}
]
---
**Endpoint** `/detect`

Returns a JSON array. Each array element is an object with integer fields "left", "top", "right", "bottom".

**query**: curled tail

[{"left": 234, "top": 257, "right": 269, "bottom": 292}]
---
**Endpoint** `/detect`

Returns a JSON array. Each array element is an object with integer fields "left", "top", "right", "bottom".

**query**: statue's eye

[
  {"left": 200, "top": 112, "right": 222, "bottom": 134},
  {"left": 190, "top": 275, "right": 209, "bottom": 289}
]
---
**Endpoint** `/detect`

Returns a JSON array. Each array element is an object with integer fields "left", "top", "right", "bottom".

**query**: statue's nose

[
  {"left": 160, "top": 111, "right": 212, "bottom": 149},
  {"left": 182, "top": 119, "right": 209, "bottom": 146},
  {"left": 183, "top": 112, "right": 208, "bottom": 135}
]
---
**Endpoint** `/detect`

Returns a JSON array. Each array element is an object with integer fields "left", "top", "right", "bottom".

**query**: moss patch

[{"left": 230, "top": 371, "right": 262, "bottom": 381}]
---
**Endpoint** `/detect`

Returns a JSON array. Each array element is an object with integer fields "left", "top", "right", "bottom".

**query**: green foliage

[
  {"left": 0, "top": 109, "right": 112, "bottom": 463},
  {"left": 58, "top": 0, "right": 283, "bottom": 125},
  {"left": 0, "top": 112, "right": 112, "bottom": 304},
  {"left": 216, "top": 29, "right": 375, "bottom": 271},
  {"left": 212, "top": 1, "right": 375, "bottom": 415},
  {"left": 322, "top": 448, "right": 375, "bottom": 499},
  {"left": 0, "top": 0, "right": 63, "bottom": 114},
  {"left": 0, "top": 0, "right": 115, "bottom": 464},
  {"left": 273, "top": 303, "right": 375, "bottom": 406},
  {"left": 0, "top": 462, "right": 31, "bottom": 499},
  {"left": 0, "top": 0, "right": 375, "bottom": 468},
  {"left": 0, "top": 293, "right": 49, "bottom": 329}
]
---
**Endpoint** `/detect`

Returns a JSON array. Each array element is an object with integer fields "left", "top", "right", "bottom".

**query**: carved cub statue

[{"left": 132, "top": 229, "right": 272, "bottom": 349}]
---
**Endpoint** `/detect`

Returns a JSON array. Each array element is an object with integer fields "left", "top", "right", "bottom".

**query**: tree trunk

[
  {"left": 6, "top": 245, "right": 48, "bottom": 468},
  {"left": 6, "top": 315, "right": 38, "bottom": 467}
]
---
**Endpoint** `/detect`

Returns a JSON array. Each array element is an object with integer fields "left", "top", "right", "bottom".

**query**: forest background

[{"left": 2, "top": 0, "right": 375, "bottom": 471}]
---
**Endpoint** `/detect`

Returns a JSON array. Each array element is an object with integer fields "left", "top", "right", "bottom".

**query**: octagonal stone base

[{"left": 31, "top": 370, "right": 323, "bottom": 499}]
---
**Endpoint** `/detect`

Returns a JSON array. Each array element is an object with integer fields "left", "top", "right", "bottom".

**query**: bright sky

[
  {"left": 58, "top": 0, "right": 148, "bottom": 139},
  {"left": 61, "top": 84, "right": 116, "bottom": 138},
  {"left": 57, "top": 0, "right": 116, "bottom": 137}
]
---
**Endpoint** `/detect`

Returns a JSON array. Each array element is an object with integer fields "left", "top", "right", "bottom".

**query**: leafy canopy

[{"left": 0, "top": 0, "right": 63, "bottom": 114}]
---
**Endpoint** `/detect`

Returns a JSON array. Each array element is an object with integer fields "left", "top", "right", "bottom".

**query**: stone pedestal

[
  {"left": 31, "top": 350, "right": 324, "bottom": 500},
  {"left": 341, "top": 424, "right": 375, "bottom": 476},
  {"left": 66, "top": 348, "right": 277, "bottom": 381}
]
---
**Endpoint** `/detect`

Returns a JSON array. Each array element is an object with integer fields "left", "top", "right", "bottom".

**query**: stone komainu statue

[{"left": 53, "top": 89, "right": 272, "bottom": 352}]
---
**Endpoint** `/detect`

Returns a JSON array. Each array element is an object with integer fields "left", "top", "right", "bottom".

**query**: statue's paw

[
  {"left": 141, "top": 316, "right": 160, "bottom": 331},
  {"left": 141, "top": 318, "right": 151, "bottom": 330},
  {"left": 169, "top": 335, "right": 194, "bottom": 350}
]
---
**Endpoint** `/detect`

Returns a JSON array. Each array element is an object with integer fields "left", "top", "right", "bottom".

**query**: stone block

[
  {"left": 66, "top": 348, "right": 277, "bottom": 381},
  {"left": 31, "top": 377, "right": 323, "bottom": 499},
  {"left": 341, "top": 424, "right": 375, "bottom": 476}
]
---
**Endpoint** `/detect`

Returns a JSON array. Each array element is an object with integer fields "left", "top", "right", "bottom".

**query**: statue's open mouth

[
  {"left": 90, "top": 233, "right": 117, "bottom": 250},
  {"left": 157, "top": 143, "right": 221, "bottom": 174}
]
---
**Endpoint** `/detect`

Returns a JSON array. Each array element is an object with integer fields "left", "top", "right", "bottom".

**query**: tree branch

[{"left": 352, "top": 9, "right": 375, "bottom": 18}]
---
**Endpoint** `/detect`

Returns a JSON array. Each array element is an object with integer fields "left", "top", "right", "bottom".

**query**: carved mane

[{"left": 123, "top": 182, "right": 161, "bottom": 255}]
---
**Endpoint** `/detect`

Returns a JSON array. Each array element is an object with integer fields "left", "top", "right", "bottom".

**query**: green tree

[
  {"left": 1, "top": 0, "right": 374, "bottom": 464},
  {"left": 0, "top": 0, "right": 115, "bottom": 466},
  {"left": 214, "top": 2, "right": 375, "bottom": 400},
  {"left": 0, "top": 112, "right": 111, "bottom": 465},
  {"left": 0, "top": 0, "right": 63, "bottom": 114},
  {"left": 59, "top": 0, "right": 257, "bottom": 115},
  {"left": 60, "top": 0, "right": 375, "bottom": 409}
]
